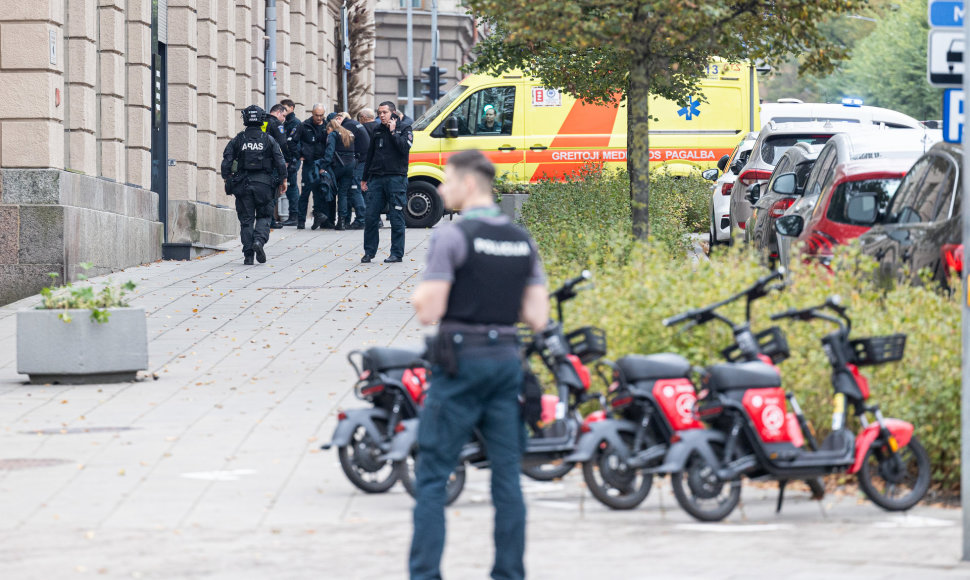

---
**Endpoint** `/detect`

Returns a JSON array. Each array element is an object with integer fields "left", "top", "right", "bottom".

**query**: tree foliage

[
  {"left": 762, "top": 2, "right": 943, "bottom": 120},
  {"left": 465, "top": 0, "right": 863, "bottom": 238}
]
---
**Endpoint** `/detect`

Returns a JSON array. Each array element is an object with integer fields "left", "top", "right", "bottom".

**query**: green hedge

[{"left": 521, "top": 171, "right": 961, "bottom": 492}]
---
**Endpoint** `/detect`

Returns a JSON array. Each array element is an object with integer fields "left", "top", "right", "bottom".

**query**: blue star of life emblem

[{"left": 678, "top": 96, "right": 701, "bottom": 121}]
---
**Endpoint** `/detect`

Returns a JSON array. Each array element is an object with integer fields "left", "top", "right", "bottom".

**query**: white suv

[{"left": 708, "top": 132, "right": 757, "bottom": 245}]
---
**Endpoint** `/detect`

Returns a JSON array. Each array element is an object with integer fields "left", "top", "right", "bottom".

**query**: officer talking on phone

[{"left": 409, "top": 149, "right": 550, "bottom": 580}]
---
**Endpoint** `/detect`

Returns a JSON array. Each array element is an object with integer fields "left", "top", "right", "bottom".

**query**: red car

[{"left": 793, "top": 158, "right": 912, "bottom": 265}]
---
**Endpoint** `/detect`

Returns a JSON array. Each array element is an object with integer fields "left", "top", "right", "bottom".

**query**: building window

[
  {"left": 399, "top": 0, "right": 424, "bottom": 8},
  {"left": 397, "top": 78, "right": 427, "bottom": 100}
]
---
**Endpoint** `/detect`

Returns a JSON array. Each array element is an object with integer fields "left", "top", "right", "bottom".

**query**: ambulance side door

[{"left": 434, "top": 84, "right": 525, "bottom": 181}]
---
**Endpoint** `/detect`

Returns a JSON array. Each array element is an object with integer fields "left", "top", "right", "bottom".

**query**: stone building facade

[
  {"left": 373, "top": 0, "right": 477, "bottom": 120},
  {"left": 0, "top": 0, "right": 374, "bottom": 305}
]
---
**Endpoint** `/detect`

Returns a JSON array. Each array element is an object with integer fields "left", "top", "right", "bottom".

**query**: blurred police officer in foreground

[
  {"left": 221, "top": 105, "right": 287, "bottom": 265},
  {"left": 409, "top": 150, "right": 549, "bottom": 580}
]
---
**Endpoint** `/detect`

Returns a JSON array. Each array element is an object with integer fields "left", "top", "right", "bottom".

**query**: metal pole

[
  {"left": 749, "top": 64, "right": 755, "bottom": 132},
  {"left": 341, "top": 2, "right": 350, "bottom": 113},
  {"left": 962, "top": 4, "right": 970, "bottom": 563},
  {"left": 431, "top": 0, "right": 438, "bottom": 67},
  {"left": 265, "top": 0, "right": 277, "bottom": 110},
  {"left": 406, "top": 0, "right": 414, "bottom": 119}
]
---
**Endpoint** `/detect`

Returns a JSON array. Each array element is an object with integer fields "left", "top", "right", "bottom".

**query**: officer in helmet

[{"left": 221, "top": 105, "right": 288, "bottom": 265}]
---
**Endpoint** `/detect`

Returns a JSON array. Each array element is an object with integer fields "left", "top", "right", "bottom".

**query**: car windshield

[
  {"left": 761, "top": 134, "right": 833, "bottom": 166},
  {"left": 827, "top": 178, "right": 902, "bottom": 226},
  {"left": 413, "top": 84, "right": 469, "bottom": 131}
]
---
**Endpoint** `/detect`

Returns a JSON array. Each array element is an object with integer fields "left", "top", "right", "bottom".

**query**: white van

[{"left": 760, "top": 100, "right": 924, "bottom": 130}]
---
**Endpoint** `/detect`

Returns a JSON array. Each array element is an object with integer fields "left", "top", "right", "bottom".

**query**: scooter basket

[
  {"left": 566, "top": 326, "right": 607, "bottom": 363},
  {"left": 721, "top": 326, "right": 790, "bottom": 364},
  {"left": 848, "top": 334, "right": 906, "bottom": 366}
]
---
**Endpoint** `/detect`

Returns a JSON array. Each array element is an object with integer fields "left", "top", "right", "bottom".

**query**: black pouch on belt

[{"left": 429, "top": 332, "right": 460, "bottom": 377}]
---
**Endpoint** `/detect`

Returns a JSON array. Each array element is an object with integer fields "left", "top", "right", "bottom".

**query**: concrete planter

[
  {"left": 17, "top": 308, "right": 149, "bottom": 384},
  {"left": 496, "top": 193, "right": 530, "bottom": 223}
]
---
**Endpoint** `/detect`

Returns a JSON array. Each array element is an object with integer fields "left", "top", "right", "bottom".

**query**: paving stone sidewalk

[{"left": 0, "top": 227, "right": 966, "bottom": 579}]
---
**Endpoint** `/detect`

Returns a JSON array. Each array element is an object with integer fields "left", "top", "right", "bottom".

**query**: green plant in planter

[{"left": 38, "top": 263, "right": 137, "bottom": 323}]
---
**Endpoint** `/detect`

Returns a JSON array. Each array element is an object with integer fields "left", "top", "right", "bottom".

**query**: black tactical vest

[
  {"left": 237, "top": 130, "right": 273, "bottom": 173},
  {"left": 443, "top": 219, "right": 535, "bottom": 326}
]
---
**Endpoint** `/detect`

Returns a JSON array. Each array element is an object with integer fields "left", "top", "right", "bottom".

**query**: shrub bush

[{"left": 522, "top": 174, "right": 961, "bottom": 493}]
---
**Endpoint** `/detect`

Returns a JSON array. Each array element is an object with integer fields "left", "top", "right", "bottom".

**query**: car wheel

[{"left": 403, "top": 181, "right": 444, "bottom": 228}]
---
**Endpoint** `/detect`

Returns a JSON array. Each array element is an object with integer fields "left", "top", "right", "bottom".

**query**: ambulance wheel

[{"left": 404, "top": 181, "right": 444, "bottom": 228}]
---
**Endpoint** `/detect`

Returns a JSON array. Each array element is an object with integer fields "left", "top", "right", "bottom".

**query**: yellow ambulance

[{"left": 403, "top": 62, "right": 760, "bottom": 227}]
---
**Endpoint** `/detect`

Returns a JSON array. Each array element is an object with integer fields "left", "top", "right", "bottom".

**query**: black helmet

[{"left": 242, "top": 105, "right": 265, "bottom": 127}]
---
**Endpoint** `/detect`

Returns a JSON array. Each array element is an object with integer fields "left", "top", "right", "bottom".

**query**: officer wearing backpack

[{"left": 221, "top": 105, "right": 288, "bottom": 265}]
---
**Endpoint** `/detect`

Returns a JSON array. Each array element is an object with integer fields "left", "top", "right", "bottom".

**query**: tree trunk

[
  {"left": 348, "top": 0, "right": 376, "bottom": 114},
  {"left": 629, "top": 54, "right": 651, "bottom": 240}
]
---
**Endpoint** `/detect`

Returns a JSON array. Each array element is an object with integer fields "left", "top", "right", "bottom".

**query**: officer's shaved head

[
  {"left": 448, "top": 150, "right": 495, "bottom": 185},
  {"left": 440, "top": 150, "right": 496, "bottom": 210}
]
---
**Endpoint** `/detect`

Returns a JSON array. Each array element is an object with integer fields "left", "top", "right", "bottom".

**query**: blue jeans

[
  {"left": 364, "top": 175, "right": 406, "bottom": 257},
  {"left": 350, "top": 163, "right": 367, "bottom": 223},
  {"left": 409, "top": 348, "right": 526, "bottom": 580},
  {"left": 285, "top": 160, "right": 301, "bottom": 217},
  {"left": 334, "top": 161, "right": 358, "bottom": 222}
]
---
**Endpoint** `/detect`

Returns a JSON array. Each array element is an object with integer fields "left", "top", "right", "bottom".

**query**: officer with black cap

[
  {"left": 221, "top": 105, "right": 288, "bottom": 265},
  {"left": 409, "top": 149, "right": 549, "bottom": 580}
]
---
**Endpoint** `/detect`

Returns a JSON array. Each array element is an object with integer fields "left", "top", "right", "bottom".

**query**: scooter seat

[
  {"left": 616, "top": 353, "right": 691, "bottom": 382},
  {"left": 364, "top": 347, "right": 424, "bottom": 372},
  {"left": 707, "top": 361, "right": 780, "bottom": 390}
]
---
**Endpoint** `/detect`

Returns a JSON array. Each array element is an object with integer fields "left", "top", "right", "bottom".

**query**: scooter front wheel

[
  {"left": 337, "top": 422, "right": 397, "bottom": 493},
  {"left": 582, "top": 440, "right": 653, "bottom": 510},
  {"left": 671, "top": 443, "right": 741, "bottom": 522},
  {"left": 858, "top": 435, "right": 930, "bottom": 511},
  {"left": 395, "top": 446, "right": 466, "bottom": 506}
]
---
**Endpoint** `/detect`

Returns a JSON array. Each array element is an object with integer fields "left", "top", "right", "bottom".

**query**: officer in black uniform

[
  {"left": 221, "top": 105, "right": 287, "bottom": 265},
  {"left": 409, "top": 149, "right": 550, "bottom": 580},
  {"left": 360, "top": 101, "right": 413, "bottom": 263}
]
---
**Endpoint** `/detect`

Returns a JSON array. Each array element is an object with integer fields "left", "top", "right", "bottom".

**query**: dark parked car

[
  {"left": 857, "top": 142, "right": 962, "bottom": 289},
  {"left": 747, "top": 142, "right": 822, "bottom": 264}
]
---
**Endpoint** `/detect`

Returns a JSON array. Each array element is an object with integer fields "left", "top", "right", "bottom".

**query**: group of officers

[{"left": 221, "top": 100, "right": 413, "bottom": 265}]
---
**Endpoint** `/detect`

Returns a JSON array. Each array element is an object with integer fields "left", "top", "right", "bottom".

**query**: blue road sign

[
  {"left": 930, "top": 0, "right": 964, "bottom": 28},
  {"left": 943, "top": 89, "right": 964, "bottom": 143}
]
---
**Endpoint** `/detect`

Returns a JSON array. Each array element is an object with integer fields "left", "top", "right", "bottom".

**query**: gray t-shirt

[{"left": 423, "top": 211, "right": 546, "bottom": 286}]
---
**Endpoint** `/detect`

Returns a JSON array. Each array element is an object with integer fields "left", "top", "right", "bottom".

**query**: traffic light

[{"left": 421, "top": 66, "right": 448, "bottom": 102}]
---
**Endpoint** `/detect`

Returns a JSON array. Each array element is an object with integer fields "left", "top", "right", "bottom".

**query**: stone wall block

[
  {"left": 1, "top": 170, "right": 60, "bottom": 204},
  {"left": 126, "top": 105, "right": 151, "bottom": 150},
  {"left": 2, "top": 121, "right": 63, "bottom": 169},
  {"left": 99, "top": 97, "right": 126, "bottom": 141},
  {"left": 66, "top": 130, "right": 97, "bottom": 176},
  {"left": 67, "top": 39, "right": 97, "bottom": 87},
  {"left": 217, "top": 31, "right": 236, "bottom": 69},
  {"left": 197, "top": 93, "right": 217, "bottom": 134},
  {"left": 126, "top": 22, "right": 152, "bottom": 66},
  {"left": 6, "top": 1, "right": 64, "bottom": 24},
  {"left": 0, "top": 73, "right": 58, "bottom": 119},
  {"left": 0, "top": 264, "right": 64, "bottom": 305},
  {"left": 127, "top": 0, "right": 153, "bottom": 26},
  {"left": 99, "top": 140, "right": 125, "bottom": 183},
  {"left": 167, "top": 6, "right": 199, "bottom": 48},
  {"left": 1, "top": 22, "right": 59, "bottom": 71},
  {"left": 99, "top": 52, "right": 126, "bottom": 97},
  {"left": 98, "top": 7, "right": 126, "bottom": 53},
  {"left": 67, "top": 0, "right": 97, "bottom": 38},
  {"left": 198, "top": 20, "right": 218, "bottom": 58},
  {"left": 197, "top": 168, "right": 218, "bottom": 204},
  {"left": 168, "top": 85, "right": 199, "bottom": 125},
  {"left": 166, "top": 46, "right": 198, "bottom": 88},
  {"left": 196, "top": 131, "right": 218, "bottom": 172},
  {"left": 197, "top": 58, "right": 218, "bottom": 98},
  {"left": 126, "top": 148, "right": 152, "bottom": 193},
  {"left": 126, "top": 65, "right": 152, "bottom": 110},
  {"left": 18, "top": 205, "right": 64, "bottom": 265},
  {"left": 0, "top": 206, "right": 20, "bottom": 264}
]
